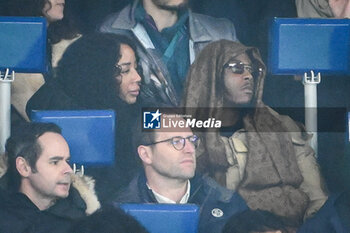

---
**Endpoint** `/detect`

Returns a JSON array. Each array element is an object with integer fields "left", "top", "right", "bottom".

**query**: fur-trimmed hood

[{"left": 0, "top": 153, "right": 100, "bottom": 215}]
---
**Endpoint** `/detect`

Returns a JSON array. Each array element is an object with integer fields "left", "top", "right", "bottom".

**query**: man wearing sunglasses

[
  {"left": 183, "top": 40, "right": 328, "bottom": 228},
  {"left": 113, "top": 115, "right": 248, "bottom": 233}
]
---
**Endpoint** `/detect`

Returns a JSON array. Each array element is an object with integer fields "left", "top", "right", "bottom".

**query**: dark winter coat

[{"left": 114, "top": 172, "right": 248, "bottom": 233}]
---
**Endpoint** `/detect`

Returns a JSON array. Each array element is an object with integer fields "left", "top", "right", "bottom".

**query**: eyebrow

[
  {"left": 118, "top": 62, "right": 131, "bottom": 66},
  {"left": 49, "top": 156, "right": 70, "bottom": 161}
]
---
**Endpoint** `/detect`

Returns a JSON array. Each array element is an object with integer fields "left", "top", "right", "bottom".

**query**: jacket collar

[
  {"left": 189, "top": 174, "right": 235, "bottom": 203},
  {"left": 0, "top": 189, "right": 86, "bottom": 219},
  {"left": 71, "top": 174, "right": 100, "bottom": 215},
  {"left": 110, "top": 0, "right": 139, "bottom": 30},
  {"left": 110, "top": 0, "right": 212, "bottom": 43},
  {"left": 137, "top": 172, "right": 158, "bottom": 203},
  {"left": 0, "top": 156, "right": 100, "bottom": 216},
  {"left": 188, "top": 11, "right": 214, "bottom": 43},
  {"left": 136, "top": 171, "right": 199, "bottom": 203},
  {"left": 136, "top": 171, "right": 233, "bottom": 204}
]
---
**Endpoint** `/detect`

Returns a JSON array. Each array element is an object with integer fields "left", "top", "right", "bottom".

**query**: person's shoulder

[
  {"left": 194, "top": 174, "right": 245, "bottom": 204},
  {"left": 190, "top": 12, "right": 233, "bottom": 25},
  {"left": 266, "top": 106, "right": 312, "bottom": 144},
  {"left": 113, "top": 174, "right": 144, "bottom": 203},
  {"left": 99, "top": 4, "right": 134, "bottom": 32},
  {"left": 189, "top": 11, "right": 237, "bottom": 41},
  {"left": 100, "top": 11, "right": 123, "bottom": 28},
  {"left": 190, "top": 12, "right": 235, "bottom": 30}
]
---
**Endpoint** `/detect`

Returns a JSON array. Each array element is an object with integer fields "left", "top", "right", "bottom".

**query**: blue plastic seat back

[
  {"left": 120, "top": 204, "right": 199, "bottom": 233},
  {"left": 31, "top": 110, "right": 116, "bottom": 167},
  {"left": 348, "top": 112, "right": 350, "bottom": 143},
  {"left": 0, "top": 17, "right": 47, "bottom": 73},
  {"left": 269, "top": 18, "right": 350, "bottom": 75}
]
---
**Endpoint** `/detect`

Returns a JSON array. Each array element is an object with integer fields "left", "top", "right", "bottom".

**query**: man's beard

[{"left": 151, "top": 0, "right": 188, "bottom": 11}]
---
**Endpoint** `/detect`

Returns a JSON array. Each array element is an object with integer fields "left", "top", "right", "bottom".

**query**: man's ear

[
  {"left": 16, "top": 157, "right": 31, "bottom": 177},
  {"left": 137, "top": 145, "right": 152, "bottom": 165}
]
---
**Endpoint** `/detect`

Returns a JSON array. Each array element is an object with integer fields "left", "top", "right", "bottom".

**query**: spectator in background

[
  {"left": 296, "top": 0, "right": 350, "bottom": 18},
  {"left": 0, "top": 122, "right": 100, "bottom": 233},
  {"left": 190, "top": 0, "right": 304, "bottom": 124},
  {"left": 100, "top": 0, "right": 238, "bottom": 106},
  {"left": 2, "top": 0, "right": 81, "bottom": 122},
  {"left": 26, "top": 33, "right": 143, "bottom": 203},
  {"left": 114, "top": 114, "right": 248, "bottom": 233},
  {"left": 183, "top": 40, "right": 328, "bottom": 227}
]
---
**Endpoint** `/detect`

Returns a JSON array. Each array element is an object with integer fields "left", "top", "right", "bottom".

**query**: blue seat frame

[{"left": 31, "top": 110, "right": 116, "bottom": 167}]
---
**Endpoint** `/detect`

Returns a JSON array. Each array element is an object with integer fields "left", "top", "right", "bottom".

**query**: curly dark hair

[
  {"left": 4, "top": 0, "right": 79, "bottom": 43},
  {"left": 56, "top": 33, "right": 139, "bottom": 109}
]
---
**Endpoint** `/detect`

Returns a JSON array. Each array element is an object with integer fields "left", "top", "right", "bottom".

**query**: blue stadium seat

[
  {"left": 31, "top": 110, "right": 116, "bottom": 167},
  {"left": 0, "top": 17, "right": 47, "bottom": 73},
  {"left": 0, "top": 16, "right": 46, "bottom": 154},
  {"left": 268, "top": 18, "right": 350, "bottom": 75},
  {"left": 120, "top": 204, "right": 199, "bottom": 233},
  {"left": 345, "top": 112, "right": 350, "bottom": 154},
  {"left": 347, "top": 112, "right": 350, "bottom": 150},
  {"left": 268, "top": 18, "right": 350, "bottom": 154}
]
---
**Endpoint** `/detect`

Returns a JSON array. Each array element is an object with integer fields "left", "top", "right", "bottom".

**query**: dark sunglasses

[{"left": 225, "top": 62, "right": 263, "bottom": 77}]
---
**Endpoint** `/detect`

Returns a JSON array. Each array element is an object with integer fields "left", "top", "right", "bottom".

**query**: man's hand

[{"left": 329, "top": 0, "right": 350, "bottom": 18}]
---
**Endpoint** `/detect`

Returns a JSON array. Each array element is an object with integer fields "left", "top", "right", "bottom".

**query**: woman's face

[
  {"left": 116, "top": 44, "right": 142, "bottom": 104},
  {"left": 42, "top": 0, "right": 65, "bottom": 23}
]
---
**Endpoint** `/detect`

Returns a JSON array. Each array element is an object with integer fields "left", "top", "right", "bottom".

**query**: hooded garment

[{"left": 183, "top": 40, "right": 313, "bottom": 225}]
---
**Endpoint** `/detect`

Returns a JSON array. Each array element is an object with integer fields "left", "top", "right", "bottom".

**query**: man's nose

[
  {"left": 243, "top": 69, "right": 253, "bottom": 80},
  {"left": 183, "top": 138, "right": 196, "bottom": 153},
  {"left": 63, "top": 161, "right": 73, "bottom": 174}
]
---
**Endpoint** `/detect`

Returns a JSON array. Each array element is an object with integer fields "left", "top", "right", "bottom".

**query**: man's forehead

[
  {"left": 37, "top": 132, "right": 70, "bottom": 157},
  {"left": 37, "top": 132, "right": 65, "bottom": 144}
]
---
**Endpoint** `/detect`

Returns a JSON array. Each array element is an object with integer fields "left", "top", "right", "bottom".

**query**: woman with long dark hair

[{"left": 26, "top": 33, "right": 143, "bottom": 202}]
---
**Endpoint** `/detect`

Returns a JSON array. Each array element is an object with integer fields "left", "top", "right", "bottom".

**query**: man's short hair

[
  {"left": 5, "top": 122, "right": 62, "bottom": 191},
  {"left": 133, "top": 121, "right": 156, "bottom": 149}
]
